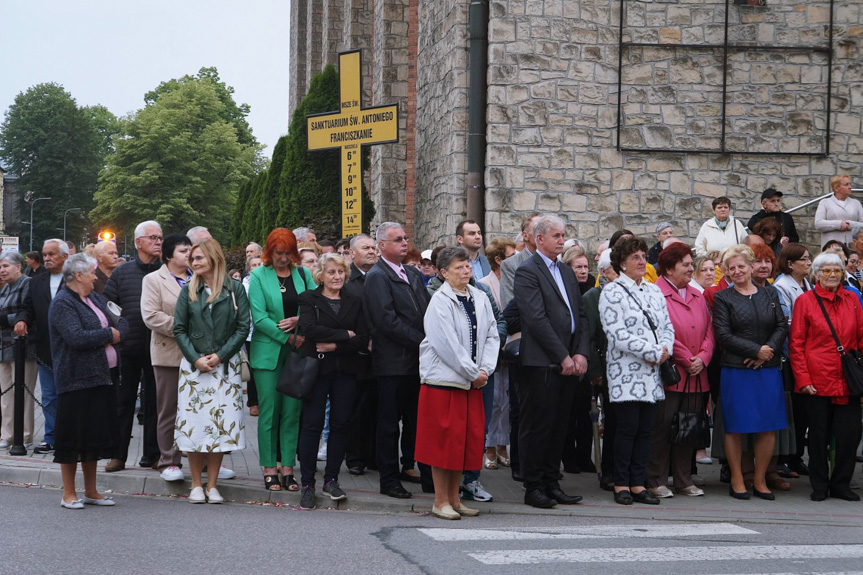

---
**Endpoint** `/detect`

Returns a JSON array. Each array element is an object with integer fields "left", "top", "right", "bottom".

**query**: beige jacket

[{"left": 140, "top": 266, "right": 185, "bottom": 367}]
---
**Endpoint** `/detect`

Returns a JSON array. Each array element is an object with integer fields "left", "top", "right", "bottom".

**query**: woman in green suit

[{"left": 248, "top": 228, "right": 317, "bottom": 491}]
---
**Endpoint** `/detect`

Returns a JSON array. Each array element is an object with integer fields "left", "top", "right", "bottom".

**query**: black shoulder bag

[
  {"left": 276, "top": 303, "right": 322, "bottom": 400},
  {"left": 812, "top": 291, "right": 863, "bottom": 396},
  {"left": 618, "top": 282, "right": 680, "bottom": 388},
  {"left": 669, "top": 375, "right": 711, "bottom": 449}
]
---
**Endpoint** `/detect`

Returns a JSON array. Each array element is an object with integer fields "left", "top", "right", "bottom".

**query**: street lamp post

[
  {"left": 26, "top": 194, "right": 52, "bottom": 252},
  {"left": 62, "top": 207, "right": 83, "bottom": 242}
]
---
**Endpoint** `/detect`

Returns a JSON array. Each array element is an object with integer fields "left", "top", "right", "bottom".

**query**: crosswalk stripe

[
  {"left": 419, "top": 522, "right": 758, "bottom": 542},
  {"left": 468, "top": 545, "right": 863, "bottom": 565}
]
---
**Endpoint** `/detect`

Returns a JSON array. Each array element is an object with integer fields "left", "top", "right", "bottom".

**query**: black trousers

[
  {"left": 376, "top": 374, "right": 424, "bottom": 488},
  {"left": 613, "top": 401, "right": 658, "bottom": 488},
  {"left": 600, "top": 384, "right": 617, "bottom": 484},
  {"left": 345, "top": 377, "right": 378, "bottom": 470},
  {"left": 807, "top": 395, "right": 862, "bottom": 493},
  {"left": 517, "top": 366, "right": 576, "bottom": 492},
  {"left": 561, "top": 388, "right": 594, "bottom": 471},
  {"left": 508, "top": 363, "right": 521, "bottom": 474},
  {"left": 298, "top": 371, "right": 357, "bottom": 488},
  {"left": 116, "top": 351, "right": 159, "bottom": 463}
]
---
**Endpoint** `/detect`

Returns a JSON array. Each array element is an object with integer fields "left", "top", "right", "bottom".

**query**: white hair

[
  {"left": 376, "top": 222, "right": 403, "bottom": 242},
  {"left": 812, "top": 252, "right": 844, "bottom": 276},
  {"left": 350, "top": 234, "right": 373, "bottom": 249},
  {"left": 134, "top": 220, "right": 162, "bottom": 240},
  {"left": 598, "top": 248, "right": 613, "bottom": 272},
  {"left": 43, "top": 238, "right": 69, "bottom": 256},
  {"left": 293, "top": 227, "right": 311, "bottom": 242},
  {"left": 62, "top": 253, "right": 97, "bottom": 283},
  {"left": 186, "top": 226, "right": 209, "bottom": 243},
  {"left": 533, "top": 215, "right": 565, "bottom": 241}
]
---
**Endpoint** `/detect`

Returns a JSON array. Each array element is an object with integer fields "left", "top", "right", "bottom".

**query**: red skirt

[{"left": 415, "top": 384, "right": 485, "bottom": 471}]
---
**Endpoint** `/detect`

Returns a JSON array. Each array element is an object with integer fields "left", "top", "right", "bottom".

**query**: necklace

[{"left": 278, "top": 275, "right": 289, "bottom": 293}]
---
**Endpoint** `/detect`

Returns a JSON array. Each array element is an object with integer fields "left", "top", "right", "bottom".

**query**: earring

[{"left": 622, "top": 267, "right": 627, "bottom": 272}]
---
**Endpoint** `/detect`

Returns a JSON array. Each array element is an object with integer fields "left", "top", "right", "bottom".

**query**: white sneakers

[
  {"left": 160, "top": 466, "right": 184, "bottom": 482},
  {"left": 647, "top": 485, "right": 675, "bottom": 498},
  {"left": 676, "top": 485, "right": 705, "bottom": 496},
  {"left": 188, "top": 486, "right": 206, "bottom": 503},
  {"left": 205, "top": 488, "right": 224, "bottom": 504},
  {"left": 201, "top": 465, "right": 236, "bottom": 480}
]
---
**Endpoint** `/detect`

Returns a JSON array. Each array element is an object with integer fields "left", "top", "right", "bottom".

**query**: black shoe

[
  {"left": 547, "top": 488, "right": 582, "bottom": 505},
  {"left": 33, "top": 442, "right": 54, "bottom": 454},
  {"left": 511, "top": 469, "right": 524, "bottom": 483},
  {"left": 524, "top": 489, "right": 557, "bottom": 509},
  {"left": 323, "top": 480, "right": 346, "bottom": 501},
  {"left": 299, "top": 486, "right": 316, "bottom": 510},
  {"left": 380, "top": 484, "right": 412, "bottom": 499},
  {"left": 599, "top": 479, "right": 615, "bottom": 492},
  {"left": 348, "top": 466, "right": 365, "bottom": 476},
  {"left": 729, "top": 485, "right": 751, "bottom": 500},
  {"left": 789, "top": 462, "right": 810, "bottom": 476},
  {"left": 421, "top": 484, "right": 435, "bottom": 494},
  {"left": 138, "top": 456, "right": 155, "bottom": 468},
  {"left": 563, "top": 464, "right": 581, "bottom": 474},
  {"left": 830, "top": 489, "right": 861, "bottom": 502},
  {"left": 578, "top": 460, "right": 597, "bottom": 473},
  {"left": 719, "top": 463, "right": 731, "bottom": 484},
  {"left": 631, "top": 490, "right": 660, "bottom": 505},
  {"left": 614, "top": 490, "right": 633, "bottom": 505},
  {"left": 776, "top": 463, "right": 798, "bottom": 479},
  {"left": 399, "top": 470, "right": 422, "bottom": 484},
  {"left": 811, "top": 490, "right": 828, "bottom": 501},
  {"left": 753, "top": 489, "right": 775, "bottom": 501}
]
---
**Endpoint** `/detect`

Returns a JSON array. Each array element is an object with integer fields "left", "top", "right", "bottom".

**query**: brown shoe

[{"left": 105, "top": 459, "right": 125, "bottom": 473}]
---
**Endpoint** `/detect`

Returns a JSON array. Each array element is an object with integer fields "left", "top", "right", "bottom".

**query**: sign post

[{"left": 307, "top": 50, "right": 399, "bottom": 238}]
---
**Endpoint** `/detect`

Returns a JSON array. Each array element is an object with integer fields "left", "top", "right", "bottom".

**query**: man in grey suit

[{"left": 514, "top": 215, "right": 590, "bottom": 509}]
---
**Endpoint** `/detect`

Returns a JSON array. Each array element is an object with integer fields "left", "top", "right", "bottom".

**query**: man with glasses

[
  {"left": 103, "top": 221, "right": 165, "bottom": 472},
  {"left": 363, "top": 222, "right": 432, "bottom": 498},
  {"left": 335, "top": 238, "right": 352, "bottom": 265}
]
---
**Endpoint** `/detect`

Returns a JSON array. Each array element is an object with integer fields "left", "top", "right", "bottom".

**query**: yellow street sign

[{"left": 307, "top": 50, "right": 399, "bottom": 238}]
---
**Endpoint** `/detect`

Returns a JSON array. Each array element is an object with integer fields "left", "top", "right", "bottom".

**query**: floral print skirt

[{"left": 175, "top": 355, "right": 246, "bottom": 453}]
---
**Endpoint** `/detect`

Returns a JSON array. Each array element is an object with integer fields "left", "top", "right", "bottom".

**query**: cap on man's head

[
  {"left": 655, "top": 221, "right": 673, "bottom": 234},
  {"left": 420, "top": 249, "right": 433, "bottom": 262},
  {"left": 761, "top": 187, "right": 782, "bottom": 201}
]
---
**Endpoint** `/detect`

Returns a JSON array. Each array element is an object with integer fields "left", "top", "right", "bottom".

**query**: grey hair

[
  {"left": 246, "top": 242, "right": 262, "bottom": 251},
  {"left": 349, "top": 233, "right": 373, "bottom": 249},
  {"left": 598, "top": 248, "right": 613, "bottom": 272},
  {"left": 186, "top": 226, "right": 209, "bottom": 243},
  {"left": 43, "top": 238, "right": 69, "bottom": 256},
  {"left": 436, "top": 246, "right": 470, "bottom": 273},
  {"left": 812, "top": 252, "right": 844, "bottom": 277},
  {"left": 292, "top": 227, "right": 311, "bottom": 242},
  {"left": 134, "top": 220, "right": 162, "bottom": 239},
  {"left": 533, "top": 215, "right": 565, "bottom": 242},
  {"left": 0, "top": 251, "right": 24, "bottom": 267},
  {"left": 376, "top": 222, "right": 404, "bottom": 242},
  {"left": 852, "top": 226, "right": 863, "bottom": 242},
  {"left": 62, "top": 253, "right": 97, "bottom": 283}
]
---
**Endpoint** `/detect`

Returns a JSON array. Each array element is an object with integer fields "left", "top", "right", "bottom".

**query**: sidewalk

[{"left": 2, "top": 388, "right": 863, "bottom": 525}]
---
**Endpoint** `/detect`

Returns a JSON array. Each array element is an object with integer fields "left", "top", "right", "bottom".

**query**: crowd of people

[{"left": 1, "top": 174, "right": 863, "bottom": 515}]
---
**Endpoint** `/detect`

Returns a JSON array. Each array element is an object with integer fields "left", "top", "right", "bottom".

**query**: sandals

[
  {"left": 496, "top": 454, "right": 511, "bottom": 468},
  {"left": 282, "top": 473, "right": 299, "bottom": 491},
  {"left": 264, "top": 474, "right": 282, "bottom": 491},
  {"left": 483, "top": 456, "right": 498, "bottom": 470}
]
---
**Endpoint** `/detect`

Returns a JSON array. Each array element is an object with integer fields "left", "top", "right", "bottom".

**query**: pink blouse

[{"left": 83, "top": 296, "right": 118, "bottom": 369}]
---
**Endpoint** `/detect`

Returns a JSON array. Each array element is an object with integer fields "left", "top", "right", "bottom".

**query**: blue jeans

[
  {"left": 37, "top": 365, "right": 57, "bottom": 445},
  {"left": 463, "top": 374, "right": 495, "bottom": 484}
]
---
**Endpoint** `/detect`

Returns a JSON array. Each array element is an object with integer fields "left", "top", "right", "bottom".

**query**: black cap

[{"left": 761, "top": 187, "right": 782, "bottom": 201}]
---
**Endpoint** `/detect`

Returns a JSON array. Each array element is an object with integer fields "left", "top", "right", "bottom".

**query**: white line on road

[
  {"left": 419, "top": 522, "right": 758, "bottom": 542},
  {"left": 468, "top": 545, "right": 863, "bottom": 565}
]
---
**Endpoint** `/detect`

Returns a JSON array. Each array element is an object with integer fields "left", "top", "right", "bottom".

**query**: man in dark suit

[
  {"left": 363, "top": 222, "right": 431, "bottom": 498},
  {"left": 514, "top": 215, "right": 590, "bottom": 508},
  {"left": 16, "top": 239, "right": 69, "bottom": 453},
  {"left": 343, "top": 234, "right": 378, "bottom": 475}
]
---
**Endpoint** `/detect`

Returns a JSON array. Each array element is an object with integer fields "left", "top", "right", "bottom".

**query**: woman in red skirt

[{"left": 417, "top": 247, "right": 500, "bottom": 520}]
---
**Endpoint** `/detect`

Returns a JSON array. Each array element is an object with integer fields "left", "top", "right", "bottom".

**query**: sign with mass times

[{"left": 306, "top": 49, "right": 399, "bottom": 238}]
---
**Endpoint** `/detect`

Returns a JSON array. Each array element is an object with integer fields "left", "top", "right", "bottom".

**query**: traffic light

[{"left": 98, "top": 231, "right": 116, "bottom": 243}]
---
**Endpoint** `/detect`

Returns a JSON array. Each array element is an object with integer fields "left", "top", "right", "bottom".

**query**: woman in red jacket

[{"left": 789, "top": 252, "right": 863, "bottom": 502}]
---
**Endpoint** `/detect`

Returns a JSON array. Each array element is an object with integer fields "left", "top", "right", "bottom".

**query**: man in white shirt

[{"left": 814, "top": 175, "right": 863, "bottom": 247}]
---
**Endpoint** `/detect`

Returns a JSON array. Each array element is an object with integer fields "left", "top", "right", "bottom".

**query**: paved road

[{"left": 3, "top": 484, "right": 863, "bottom": 575}]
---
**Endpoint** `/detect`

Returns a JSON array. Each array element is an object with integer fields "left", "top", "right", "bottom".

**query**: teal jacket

[
  {"left": 248, "top": 264, "right": 316, "bottom": 371},
  {"left": 173, "top": 277, "right": 250, "bottom": 366}
]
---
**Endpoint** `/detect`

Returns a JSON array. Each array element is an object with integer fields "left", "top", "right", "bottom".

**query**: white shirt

[{"left": 49, "top": 273, "right": 63, "bottom": 299}]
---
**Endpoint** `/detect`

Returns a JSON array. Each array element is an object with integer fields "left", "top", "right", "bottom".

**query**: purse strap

[
  {"left": 813, "top": 290, "right": 845, "bottom": 355},
  {"left": 618, "top": 282, "right": 659, "bottom": 344}
]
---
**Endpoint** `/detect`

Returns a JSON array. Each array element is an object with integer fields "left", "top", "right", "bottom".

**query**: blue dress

[{"left": 720, "top": 366, "right": 787, "bottom": 433}]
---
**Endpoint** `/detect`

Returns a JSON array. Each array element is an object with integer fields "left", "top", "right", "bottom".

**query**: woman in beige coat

[{"left": 140, "top": 233, "right": 192, "bottom": 483}]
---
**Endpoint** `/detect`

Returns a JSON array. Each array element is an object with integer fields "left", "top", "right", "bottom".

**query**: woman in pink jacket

[{"left": 646, "top": 242, "right": 715, "bottom": 498}]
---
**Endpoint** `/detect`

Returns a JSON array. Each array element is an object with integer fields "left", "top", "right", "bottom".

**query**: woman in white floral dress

[{"left": 173, "top": 238, "right": 250, "bottom": 504}]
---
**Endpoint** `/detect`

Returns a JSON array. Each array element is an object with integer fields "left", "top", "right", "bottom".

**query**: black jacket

[
  {"left": 363, "top": 258, "right": 430, "bottom": 377},
  {"left": 103, "top": 256, "right": 163, "bottom": 353},
  {"left": 514, "top": 252, "right": 591, "bottom": 367},
  {"left": 18, "top": 271, "right": 63, "bottom": 365},
  {"left": 746, "top": 210, "right": 799, "bottom": 243},
  {"left": 713, "top": 285, "right": 787, "bottom": 369},
  {"left": 298, "top": 288, "right": 370, "bottom": 376},
  {"left": 343, "top": 263, "right": 368, "bottom": 300}
]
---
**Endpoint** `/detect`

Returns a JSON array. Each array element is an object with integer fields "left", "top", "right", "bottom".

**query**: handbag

[
  {"left": 813, "top": 290, "right": 863, "bottom": 396},
  {"left": 502, "top": 333, "right": 521, "bottom": 364},
  {"left": 670, "top": 376, "right": 711, "bottom": 449},
  {"left": 618, "top": 283, "right": 680, "bottom": 387},
  {"left": 276, "top": 305, "right": 322, "bottom": 400},
  {"left": 229, "top": 290, "right": 251, "bottom": 383}
]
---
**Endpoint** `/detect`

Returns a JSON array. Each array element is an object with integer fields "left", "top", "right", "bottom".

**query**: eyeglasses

[
  {"left": 382, "top": 236, "right": 409, "bottom": 243},
  {"left": 189, "top": 255, "right": 206, "bottom": 263},
  {"left": 819, "top": 269, "right": 843, "bottom": 276},
  {"left": 142, "top": 235, "right": 163, "bottom": 242},
  {"left": 795, "top": 256, "right": 811, "bottom": 262}
]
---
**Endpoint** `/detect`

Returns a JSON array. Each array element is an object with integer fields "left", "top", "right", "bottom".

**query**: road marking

[
  {"left": 419, "top": 522, "right": 758, "bottom": 541},
  {"left": 468, "top": 545, "right": 863, "bottom": 565}
]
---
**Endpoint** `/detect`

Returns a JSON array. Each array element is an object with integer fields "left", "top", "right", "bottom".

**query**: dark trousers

[
  {"left": 345, "top": 377, "right": 378, "bottom": 470},
  {"left": 613, "top": 401, "right": 658, "bottom": 488},
  {"left": 561, "top": 388, "right": 593, "bottom": 471},
  {"left": 463, "top": 375, "right": 495, "bottom": 484},
  {"left": 508, "top": 363, "right": 521, "bottom": 474},
  {"left": 376, "top": 374, "right": 421, "bottom": 488},
  {"left": 807, "top": 395, "right": 862, "bottom": 493},
  {"left": 298, "top": 371, "right": 357, "bottom": 488},
  {"left": 600, "top": 385, "right": 617, "bottom": 484},
  {"left": 517, "top": 366, "right": 576, "bottom": 492},
  {"left": 646, "top": 391, "right": 703, "bottom": 489},
  {"left": 244, "top": 342, "right": 258, "bottom": 408},
  {"left": 116, "top": 351, "right": 158, "bottom": 463}
]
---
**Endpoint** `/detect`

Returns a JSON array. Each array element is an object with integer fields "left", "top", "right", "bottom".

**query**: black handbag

[
  {"left": 275, "top": 305, "right": 322, "bottom": 400},
  {"left": 813, "top": 291, "right": 863, "bottom": 396},
  {"left": 618, "top": 283, "right": 680, "bottom": 388},
  {"left": 670, "top": 376, "right": 711, "bottom": 449},
  {"left": 502, "top": 333, "right": 521, "bottom": 364}
]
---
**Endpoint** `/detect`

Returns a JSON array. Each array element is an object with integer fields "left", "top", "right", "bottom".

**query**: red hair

[
  {"left": 262, "top": 228, "right": 299, "bottom": 267},
  {"left": 656, "top": 242, "right": 694, "bottom": 276},
  {"left": 751, "top": 242, "right": 776, "bottom": 276}
]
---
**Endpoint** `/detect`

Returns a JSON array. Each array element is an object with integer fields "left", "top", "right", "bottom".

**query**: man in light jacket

[{"left": 814, "top": 175, "right": 863, "bottom": 247}]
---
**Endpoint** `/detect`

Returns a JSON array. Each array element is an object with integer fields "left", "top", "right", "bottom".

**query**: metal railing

[{"left": 785, "top": 189, "right": 863, "bottom": 215}]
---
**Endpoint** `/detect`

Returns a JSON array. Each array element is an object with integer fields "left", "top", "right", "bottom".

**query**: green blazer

[
  {"left": 173, "top": 277, "right": 250, "bottom": 366},
  {"left": 248, "top": 264, "right": 316, "bottom": 370}
]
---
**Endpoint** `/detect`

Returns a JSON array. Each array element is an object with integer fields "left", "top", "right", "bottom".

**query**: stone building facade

[{"left": 290, "top": 0, "right": 863, "bottom": 250}]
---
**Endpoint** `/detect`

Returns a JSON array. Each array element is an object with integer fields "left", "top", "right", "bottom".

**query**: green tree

[
  {"left": 83, "top": 104, "right": 121, "bottom": 160},
  {"left": 92, "top": 78, "right": 257, "bottom": 242},
  {"left": 231, "top": 177, "right": 253, "bottom": 246},
  {"left": 259, "top": 135, "right": 287, "bottom": 241},
  {"left": 0, "top": 83, "right": 105, "bottom": 246}
]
